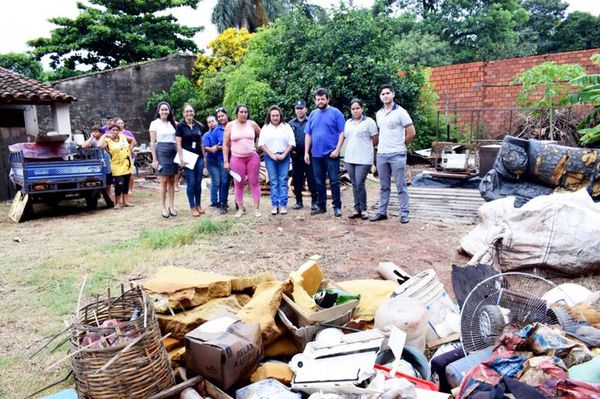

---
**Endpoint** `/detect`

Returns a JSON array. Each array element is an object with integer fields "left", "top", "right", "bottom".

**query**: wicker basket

[{"left": 69, "top": 286, "right": 174, "bottom": 398}]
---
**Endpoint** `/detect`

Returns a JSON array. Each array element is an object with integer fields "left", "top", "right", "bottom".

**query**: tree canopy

[
  {"left": 28, "top": 0, "right": 202, "bottom": 72},
  {"left": 548, "top": 12, "right": 600, "bottom": 53},
  {"left": 0, "top": 53, "right": 44, "bottom": 80},
  {"left": 521, "top": 0, "right": 568, "bottom": 53},
  {"left": 385, "top": 0, "right": 600, "bottom": 62}
]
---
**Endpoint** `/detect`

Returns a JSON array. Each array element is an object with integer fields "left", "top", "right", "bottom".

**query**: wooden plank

[
  {"left": 409, "top": 194, "right": 482, "bottom": 199},
  {"left": 146, "top": 375, "right": 203, "bottom": 399},
  {"left": 408, "top": 188, "right": 481, "bottom": 194},
  {"left": 369, "top": 186, "right": 483, "bottom": 224},
  {"left": 409, "top": 192, "right": 481, "bottom": 196},
  {"left": 8, "top": 191, "right": 28, "bottom": 223}
]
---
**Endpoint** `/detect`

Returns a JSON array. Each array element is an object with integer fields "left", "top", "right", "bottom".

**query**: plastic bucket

[
  {"left": 375, "top": 296, "right": 428, "bottom": 351},
  {"left": 393, "top": 269, "right": 460, "bottom": 343}
]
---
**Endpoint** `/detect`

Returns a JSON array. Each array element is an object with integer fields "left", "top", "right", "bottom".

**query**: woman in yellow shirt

[{"left": 98, "top": 123, "right": 137, "bottom": 208}]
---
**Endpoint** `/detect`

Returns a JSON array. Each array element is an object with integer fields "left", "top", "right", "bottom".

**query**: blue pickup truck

[{"left": 9, "top": 146, "right": 110, "bottom": 221}]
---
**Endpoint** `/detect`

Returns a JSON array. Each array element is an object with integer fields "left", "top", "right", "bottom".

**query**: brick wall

[{"left": 429, "top": 48, "right": 600, "bottom": 138}]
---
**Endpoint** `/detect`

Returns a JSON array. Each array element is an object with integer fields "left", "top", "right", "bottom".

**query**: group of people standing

[
  {"left": 107, "top": 83, "right": 414, "bottom": 222},
  {"left": 82, "top": 117, "right": 137, "bottom": 209}
]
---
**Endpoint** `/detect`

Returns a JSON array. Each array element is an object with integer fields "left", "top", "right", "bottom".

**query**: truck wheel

[
  {"left": 85, "top": 193, "right": 98, "bottom": 210},
  {"left": 24, "top": 197, "right": 33, "bottom": 218}
]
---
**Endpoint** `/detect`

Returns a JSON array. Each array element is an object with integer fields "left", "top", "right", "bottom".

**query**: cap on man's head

[{"left": 294, "top": 100, "right": 306, "bottom": 109}]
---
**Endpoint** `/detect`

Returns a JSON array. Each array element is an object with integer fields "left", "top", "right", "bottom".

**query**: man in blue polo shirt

[
  {"left": 371, "top": 84, "right": 416, "bottom": 223},
  {"left": 304, "top": 88, "right": 345, "bottom": 217}
]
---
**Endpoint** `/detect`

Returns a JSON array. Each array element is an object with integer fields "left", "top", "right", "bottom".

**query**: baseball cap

[{"left": 294, "top": 100, "right": 306, "bottom": 109}]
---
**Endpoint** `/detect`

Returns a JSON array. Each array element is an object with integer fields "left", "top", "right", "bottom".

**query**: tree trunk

[{"left": 255, "top": 0, "right": 269, "bottom": 27}]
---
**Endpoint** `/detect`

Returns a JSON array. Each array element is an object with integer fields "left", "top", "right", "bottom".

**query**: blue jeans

[
  {"left": 183, "top": 157, "right": 204, "bottom": 208},
  {"left": 312, "top": 155, "right": 341, "bottom": 210},
  {"left": 264, "top": 155, "right": 290, "bottom": 207},
  {"left": 376, "top": 152, "right": 409, "bottom": 217},
  {"left": 206, "top": 158, "right": 229, "bottom": 206}
]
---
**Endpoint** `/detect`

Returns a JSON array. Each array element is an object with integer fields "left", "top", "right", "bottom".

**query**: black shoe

[
  {"left": 361, "top": 213, "right": 369, "bottom": 220},
  {"left": 334, "top": 208, "right": 342, "bottom": 217},
  {"left": 219, "top": 205, "right": 227, "bottom": 215},
  {"left": 293, "top": 202, "right": 303, "bottom": 210},
  {"left": 311, "top": 203, "right": 319, "bottom": 211},
  {"left": 310, "top": 207, "right": 326, "bottom": 215},
  {"left": 370, "top": 213, "right": 387, "bottom": 222},
  {"left": 348, "top": 212, "right": 362, "bottom": 219}
]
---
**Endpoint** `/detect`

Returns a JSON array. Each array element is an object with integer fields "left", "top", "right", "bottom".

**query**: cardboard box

[
  {"left": 277, "top": 303, "right": 353, "bottom": 350},
  {"left": 281, "top": 280, "right": 359, "bottom": 326},
  {"left": 185, "top": 317, "right": 263, "bottom": 390}
]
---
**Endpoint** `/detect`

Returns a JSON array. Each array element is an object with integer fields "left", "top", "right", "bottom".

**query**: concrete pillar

[
  {"left": 23, "top": 105, "right": 39, "bottom": 137},
  {"left": 51, "top": 103, "right": 72, "bottom": 134}
]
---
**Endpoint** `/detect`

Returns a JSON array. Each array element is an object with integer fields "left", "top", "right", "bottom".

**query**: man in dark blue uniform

[{"left": 289, "top": 100, "right": 317, "bottom": 210}]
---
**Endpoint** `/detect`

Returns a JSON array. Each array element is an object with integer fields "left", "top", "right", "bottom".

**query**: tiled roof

[{"left": 0, "top": 67, "right": 76, "bottom": 104}]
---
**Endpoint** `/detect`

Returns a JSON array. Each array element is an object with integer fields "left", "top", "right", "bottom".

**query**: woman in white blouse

[
  {"left": 343, "top": 99, "right": 378, "bottom": 220},
  {"left": 258, "top": 105, "right": 296, "bottom": 215},
  {"left": 149, "top": 101, "right": 179, "bottom": 218}
]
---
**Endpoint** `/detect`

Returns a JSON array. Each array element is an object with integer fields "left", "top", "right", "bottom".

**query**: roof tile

[{"left": 0, "top": 67, "right": 76, "bottom": 104}]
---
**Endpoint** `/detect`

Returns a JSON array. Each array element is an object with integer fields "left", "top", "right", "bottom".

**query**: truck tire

[{"left": 85, "top": 193, "right": 98, "bottom": 210}]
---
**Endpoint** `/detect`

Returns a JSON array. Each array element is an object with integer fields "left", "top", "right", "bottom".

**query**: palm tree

[{"left": 211, "top": 0, "right": 282, "bottom": 33}]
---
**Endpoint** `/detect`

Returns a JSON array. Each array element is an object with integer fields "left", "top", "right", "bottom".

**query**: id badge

[{"left": 192, "top": 142, "right": 197, "bottom": 149}]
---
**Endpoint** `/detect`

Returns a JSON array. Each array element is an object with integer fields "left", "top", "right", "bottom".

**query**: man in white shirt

[{"left": 371, "top": 84, "right": 416, "bottom": 223}]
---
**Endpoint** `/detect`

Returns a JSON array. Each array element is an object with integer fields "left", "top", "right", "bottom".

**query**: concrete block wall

[
  {"left": 429, "top": 48, "right": 600, "bottom": 138},
  {"left": 38, "top": 54, "right": 196, "bottom": 142}
]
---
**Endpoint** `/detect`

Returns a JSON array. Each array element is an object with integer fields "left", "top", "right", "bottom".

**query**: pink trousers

[{"left": 230, "top": 152, "right": 261, "bottom": 205}]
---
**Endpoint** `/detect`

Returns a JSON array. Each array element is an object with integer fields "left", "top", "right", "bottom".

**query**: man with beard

[{"left": 304, "top": 88, "right": 345, "bottom": 217}]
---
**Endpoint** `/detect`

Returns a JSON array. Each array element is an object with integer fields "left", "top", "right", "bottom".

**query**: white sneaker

[
  {"left": 280, "top": 207, "right": 288, "bottom": 215},
  {"left": 255, "top": 209, "right": 262, "bottom": 217},
  {"left": 235, "top": 209, "right": 244, "bottom": 218}
]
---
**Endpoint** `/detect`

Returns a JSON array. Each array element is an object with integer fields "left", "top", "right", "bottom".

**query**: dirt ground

[{"left": 0, "top": 178, "right": 471, "bottom": 397}]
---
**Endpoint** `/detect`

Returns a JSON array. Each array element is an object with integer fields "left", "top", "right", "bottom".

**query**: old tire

[{"left": 478, "top": 305, "right": 506, "bottom": 346}]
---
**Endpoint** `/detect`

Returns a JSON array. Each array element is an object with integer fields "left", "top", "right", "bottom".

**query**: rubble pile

[{"left": 96, "top": 261, "right": 596, "bottom": 399}]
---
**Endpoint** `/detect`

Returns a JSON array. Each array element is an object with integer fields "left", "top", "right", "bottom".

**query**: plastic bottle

[{"left": 313, "top": 288, "right": 360, "bottom": 308}]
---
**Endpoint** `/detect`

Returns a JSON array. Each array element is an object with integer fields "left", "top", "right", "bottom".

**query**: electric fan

[{"left": 460, "top": 272, "right": 574, "bottom": 355}]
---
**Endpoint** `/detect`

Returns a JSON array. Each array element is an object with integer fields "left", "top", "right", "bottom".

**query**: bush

[
  {"left": 146, "top": 75, "right": 201, "bottom": 120},
  {"left": 222, "top": 8, "right": 425, "bottom": 122},
  {"left": 192, "top": 28, "right": 253, "bottom": 84}
]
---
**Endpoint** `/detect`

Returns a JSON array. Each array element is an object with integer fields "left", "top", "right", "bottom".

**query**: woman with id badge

[{"left": 176, "top": 104, "right": 205, "bottom": 217}]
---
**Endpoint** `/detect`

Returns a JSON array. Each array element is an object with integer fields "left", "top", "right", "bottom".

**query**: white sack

[{"left": 460, "top": 189, "right": 600, "bottom": 275}]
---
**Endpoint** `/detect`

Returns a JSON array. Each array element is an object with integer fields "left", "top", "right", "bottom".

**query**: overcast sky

[{"left": 1, "top": 0, "right": 599, "bottom": 58}]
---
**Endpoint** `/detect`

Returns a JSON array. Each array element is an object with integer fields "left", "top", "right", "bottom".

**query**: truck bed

[{"left": 10, "top": 149, "right": 106, "bottom": 194}]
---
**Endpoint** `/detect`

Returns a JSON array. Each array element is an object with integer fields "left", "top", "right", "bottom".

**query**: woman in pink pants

[{"left": 223, "top": 104, "right": 262, "bottom": 217}]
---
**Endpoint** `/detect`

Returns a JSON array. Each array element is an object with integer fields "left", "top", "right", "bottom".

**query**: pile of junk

[{"left": 38, "top": 256, "right": 600, "bottom": 399}]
